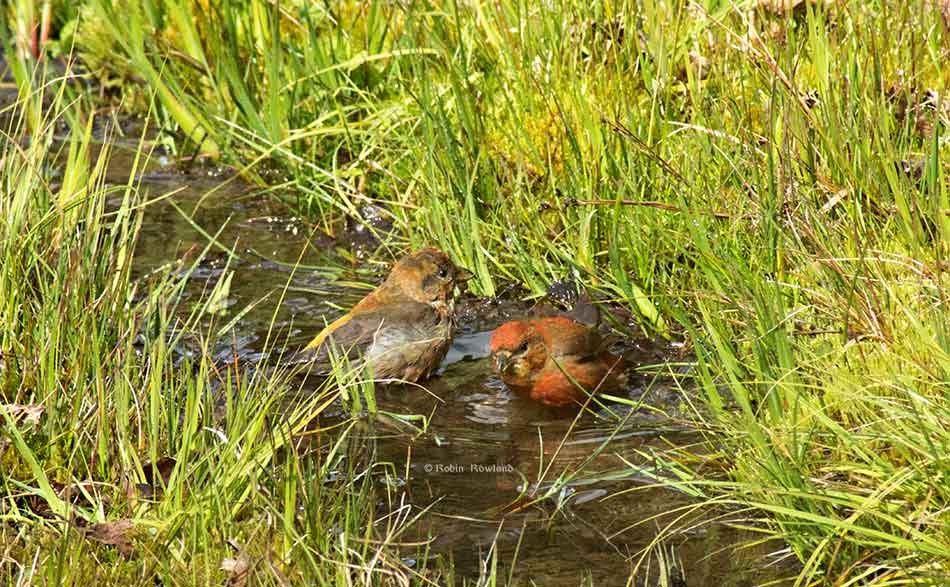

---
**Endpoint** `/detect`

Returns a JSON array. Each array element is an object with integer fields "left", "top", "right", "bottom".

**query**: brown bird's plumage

[
  {"left": 489, "top": 316, "right": 628, "bottom": 407},
  {"left": 297, "top": 248, "right": 472, "bottom": 382}
]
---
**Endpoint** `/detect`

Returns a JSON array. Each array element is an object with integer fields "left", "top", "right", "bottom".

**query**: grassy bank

[
  {"left": 0, "top": 69, "right": 449, "bottom": 584},
  {"left": 6, "top": 0, "right": 950, "bottom": 584}
]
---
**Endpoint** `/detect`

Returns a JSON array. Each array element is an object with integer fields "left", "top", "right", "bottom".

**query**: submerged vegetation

[{"left": 3, "top": 0, "right": 950, "bottom": 585}]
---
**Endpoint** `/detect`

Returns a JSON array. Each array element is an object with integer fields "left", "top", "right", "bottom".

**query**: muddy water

[{"left": 104, "top": 142, "right": 796, "bottom": 585}]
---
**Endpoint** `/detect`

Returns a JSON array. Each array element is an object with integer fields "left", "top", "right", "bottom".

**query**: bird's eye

[
  {"left": 517, "top": 341, "right": 529, "bottom": 353},
  {"left": 437, "top": 267, "right": 449, "bottom": 279}
]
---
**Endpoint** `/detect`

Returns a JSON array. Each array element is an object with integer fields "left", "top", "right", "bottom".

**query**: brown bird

[
  {"left": 297, "top": 248, "right": 472, "bottom": 382},
  {"left": 489, "top": 316, "right": 628, "bottom": 407}
]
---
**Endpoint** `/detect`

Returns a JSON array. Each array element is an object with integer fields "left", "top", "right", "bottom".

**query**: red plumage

[{"left": 489, "top": 316, "right": 628, "bottom": 407}]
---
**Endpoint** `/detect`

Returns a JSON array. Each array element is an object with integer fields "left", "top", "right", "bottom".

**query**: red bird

[{"left": 489, "top": 316, "right": 628, "bottom": 407}]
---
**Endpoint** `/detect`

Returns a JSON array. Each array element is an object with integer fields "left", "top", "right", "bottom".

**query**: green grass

[
  {"left": 0, "top": 62, "right": 463, "bottom": 585},
  {"left": 5, "top": 0, "right": 950, "bottom": 584}
]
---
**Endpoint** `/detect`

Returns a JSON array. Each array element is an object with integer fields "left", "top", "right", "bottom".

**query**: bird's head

[
  {"left": 489, "top": 320, "right": 548, "bottom": 386},
  {"left": 370, "top": 247, "right": 472, "bottom": 309}
]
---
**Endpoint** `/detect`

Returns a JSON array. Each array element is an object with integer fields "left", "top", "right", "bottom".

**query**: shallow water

[{"left": 98, "top": 137, "right": 797, "bottom": 585}]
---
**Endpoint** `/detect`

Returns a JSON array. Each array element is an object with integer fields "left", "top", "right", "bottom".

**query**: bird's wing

[
  {"left": 296, "top": 302, "right": 439, "bottom": 364},
  {"left": 563, "top": 329, "right": 611, "bottom": 364},
  {"left": 305, "top": 313, "right": 383, "bottom": 360},
  {"left": 537, "top": 317, "right": 610, "bottom": 362},
  {"left": 304, "top": 313, "right": 356, "bottom": 350},
  {"left": 559, "top": 291, "right": 601, "bottom": 327}
]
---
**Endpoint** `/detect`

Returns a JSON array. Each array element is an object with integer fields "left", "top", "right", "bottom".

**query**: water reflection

[{"left": 126, "top": 159, "right": 795, "bottom": 586}]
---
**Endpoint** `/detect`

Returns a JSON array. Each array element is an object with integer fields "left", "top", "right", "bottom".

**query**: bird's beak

[
  {"left": 493, "top": 351, "right": 510, "bottom": 373},
  {"left": 455, "top": 268, "right": 474, "bottom": 283}
]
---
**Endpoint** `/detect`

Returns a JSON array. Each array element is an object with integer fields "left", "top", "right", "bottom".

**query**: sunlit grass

[
  {"left": 0, "top": 65, "right": 446, "bottom": 585},
  {"left": 4, "top": 0, "right": 950, "bottom": 583}
]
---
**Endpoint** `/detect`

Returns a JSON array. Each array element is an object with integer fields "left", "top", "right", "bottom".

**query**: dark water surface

[{"left": 105, "top": 138, "right": 796, "bottom": 586}]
